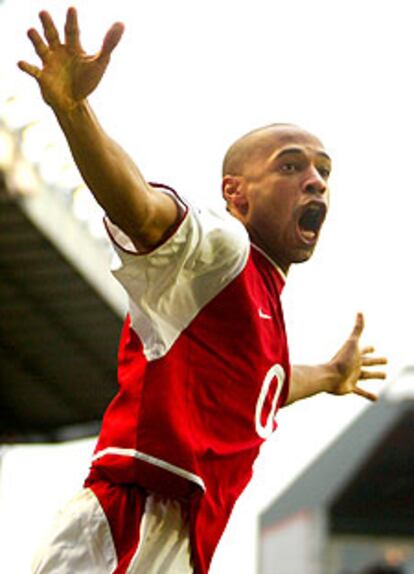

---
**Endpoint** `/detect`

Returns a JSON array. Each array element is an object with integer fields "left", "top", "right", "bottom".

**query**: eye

[
  {"left": 318, "top": 166, "right": 331, "bottom": 179},
  {"left": 280, "top": 162, "right": 298, "bottom": 173}
]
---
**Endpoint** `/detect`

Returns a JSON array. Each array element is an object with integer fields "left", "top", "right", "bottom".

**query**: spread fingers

[
  {"left": 39, "top": 10, "right": 61, "bottom": 48},
  {"left": 64, "top": 7, "right": 82, "bottom": 52},
  {"left": 361, "top": 356, "right": 388, "bottom": 367},
  {"left": 17, "top": 60, "right": 41, "bottom": 79},
  {"left": 353, "top": 387, "right": 377, "bottom": 402},
  {"left": 27, "top": 28, "right": 49, "bottom": 61}
]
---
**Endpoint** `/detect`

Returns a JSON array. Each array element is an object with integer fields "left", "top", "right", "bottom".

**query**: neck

[{"left": 246, "top": 225, "right": 290, "bottom": 277}]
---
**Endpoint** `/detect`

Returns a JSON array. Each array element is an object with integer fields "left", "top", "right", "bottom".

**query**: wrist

[
  {"left": 53, "top": 99, "right": 91, "bottom": 130},
  {"left": 317, "top": 361, "right": 342, "bottom": 394},
  {"left": 52, "top": 98, "right": 88, "bottom": 120},
  {"left": 324, "top": 359, "right": 344, "bottom": 394},
  {"left": 287, "top": 363, "right": 341, "bottom": 406}
]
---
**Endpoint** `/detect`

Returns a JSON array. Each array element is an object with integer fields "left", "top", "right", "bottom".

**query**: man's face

[{"left": 224, "top": 126, "right": 331, "bottom": 273}]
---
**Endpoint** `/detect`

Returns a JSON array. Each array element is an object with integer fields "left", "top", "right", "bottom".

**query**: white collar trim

[{"left": 251, "top": 244, "right": 287, "bottom": 282}]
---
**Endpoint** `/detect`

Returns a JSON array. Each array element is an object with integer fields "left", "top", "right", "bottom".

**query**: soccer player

[{"left": 19, "top": 8, "right": 387, "bottom": 574}]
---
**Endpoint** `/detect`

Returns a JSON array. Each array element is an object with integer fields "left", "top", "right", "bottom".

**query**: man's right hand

[{"left": 18, "top": 7, "right": 124, "bottom": 113}]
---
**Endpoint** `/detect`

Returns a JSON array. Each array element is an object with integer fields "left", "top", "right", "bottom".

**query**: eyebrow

[{"left": 275, "top": 147, "right": 332, "bottom": 163}]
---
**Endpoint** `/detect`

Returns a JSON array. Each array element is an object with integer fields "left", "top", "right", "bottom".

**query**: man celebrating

[{"left": 19, "top": 8, "right": 387, "bottom": 574}]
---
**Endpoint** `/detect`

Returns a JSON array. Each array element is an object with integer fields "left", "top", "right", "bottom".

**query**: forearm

[
  {"left": 284, "top": 363, "right": 336, "bottom": 406},
  {"left": 20, "top": 10, "right": 178, "bottom": 247},
  {"left": 54, "top": 101, "right": 177, "bottom": 246}
]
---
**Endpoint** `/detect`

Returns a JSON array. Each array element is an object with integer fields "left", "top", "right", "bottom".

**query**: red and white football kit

[
  {"left": 33, "top": 185, "right": 291, "bottom": 574},
  {"left": 90, "top": 185, "right": 291, "bottom": 571}
]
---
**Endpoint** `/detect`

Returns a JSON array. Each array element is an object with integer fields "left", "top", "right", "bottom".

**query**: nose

[{"left": 304, "top": 166, "right": 327, "bottom": 196}]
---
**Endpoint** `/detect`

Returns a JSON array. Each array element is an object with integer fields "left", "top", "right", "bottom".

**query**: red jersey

[{"left": 87, "top": 186, "right": 291, "bottom": 573}]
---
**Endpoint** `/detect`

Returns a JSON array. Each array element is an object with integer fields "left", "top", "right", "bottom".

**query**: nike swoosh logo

[{"left": 258, "top": 308, "right": 272, "bottom": 320}]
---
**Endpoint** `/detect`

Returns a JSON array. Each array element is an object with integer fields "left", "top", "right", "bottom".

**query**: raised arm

[
  {"left": 18, "top": 7, "right": 179, "bottom": 250},
  {"left": 285, "top": 313, "right": 387, "bottom": 406}
]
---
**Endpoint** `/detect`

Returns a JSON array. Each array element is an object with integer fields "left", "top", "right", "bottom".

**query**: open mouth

[{"left": 297, "top": 202, "right": 327, "bottom": 244}]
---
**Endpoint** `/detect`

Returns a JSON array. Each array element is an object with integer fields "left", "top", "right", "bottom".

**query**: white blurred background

[{"left": 0, "top": 0, "right": 413, "bottom": 572}]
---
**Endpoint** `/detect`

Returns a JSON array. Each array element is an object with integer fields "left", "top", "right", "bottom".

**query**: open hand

[
  {"left": 18, "top": 7, "right": 124, "bottom": 112},
  {"left": 328, "top": 312, "right": 387, "bottom": 401}
]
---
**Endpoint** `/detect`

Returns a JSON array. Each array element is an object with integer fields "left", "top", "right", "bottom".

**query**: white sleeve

[{"left": 105, "top": 196, "right": 250, "bottom": 361}]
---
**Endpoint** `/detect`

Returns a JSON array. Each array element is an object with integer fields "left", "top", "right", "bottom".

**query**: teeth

[{"left": 301, "top": 230, "right": 316, "bottom": 241}]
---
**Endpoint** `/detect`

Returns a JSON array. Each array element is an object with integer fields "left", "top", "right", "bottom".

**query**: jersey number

[{"left": 255, "top": 364, "right": 285, "bottom": 439}]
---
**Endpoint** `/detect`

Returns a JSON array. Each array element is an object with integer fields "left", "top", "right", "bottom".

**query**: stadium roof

[
  {"left": 260, "top": 391, "right": 414, "bottom": 537},
  {"left": 0, "top": 169, "right": 126, "bottom": 442}
]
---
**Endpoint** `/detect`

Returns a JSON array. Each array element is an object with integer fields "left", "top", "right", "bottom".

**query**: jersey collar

[{"left": 251, "top": 243, "right": 287, "bottom": 284}]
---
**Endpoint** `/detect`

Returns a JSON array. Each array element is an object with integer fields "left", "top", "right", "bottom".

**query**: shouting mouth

[{"left": 296, "top": 202, "right": 327, "bottom": 245}]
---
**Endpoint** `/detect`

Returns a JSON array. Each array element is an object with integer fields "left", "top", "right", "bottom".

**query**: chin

[{"left": 291, "top": 247, "right": 316, "bottom": 265}]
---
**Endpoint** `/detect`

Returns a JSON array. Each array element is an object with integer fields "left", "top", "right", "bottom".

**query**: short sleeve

[{"left": 105, "top": 191, "right": 250, "bottom": 360}]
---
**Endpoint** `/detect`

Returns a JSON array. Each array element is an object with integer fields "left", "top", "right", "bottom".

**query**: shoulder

[{"left": 107, "top": 189, "right": 250, "bottom": 272}]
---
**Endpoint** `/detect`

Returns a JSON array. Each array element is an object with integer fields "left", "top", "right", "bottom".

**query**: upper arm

[
  {"left": 106, "top": 198, "right": 250, "bottom": 359},
  {"left": 112, "top": 183, "right": 182, "bottom": 252}
]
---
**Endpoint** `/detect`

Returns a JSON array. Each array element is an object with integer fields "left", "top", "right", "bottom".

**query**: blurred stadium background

[{"left": 2, "top": 1, "right": 414, "bottom": 573}]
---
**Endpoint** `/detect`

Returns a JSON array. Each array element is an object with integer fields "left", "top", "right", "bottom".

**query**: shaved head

[
  {"left": 221, "top": 122, "right": 330, "bottom": 273},
  {"left": 222, "top": 123, "right": 323, "bottom": 177}
]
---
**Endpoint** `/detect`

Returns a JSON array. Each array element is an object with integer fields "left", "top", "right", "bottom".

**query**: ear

[{"left": 222, "top": 175, "right": 249, "bottom": 217}]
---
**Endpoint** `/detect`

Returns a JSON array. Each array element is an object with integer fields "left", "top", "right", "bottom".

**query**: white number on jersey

[{"left": 255, "top": 364, "right": 285, "bottom": 439}]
